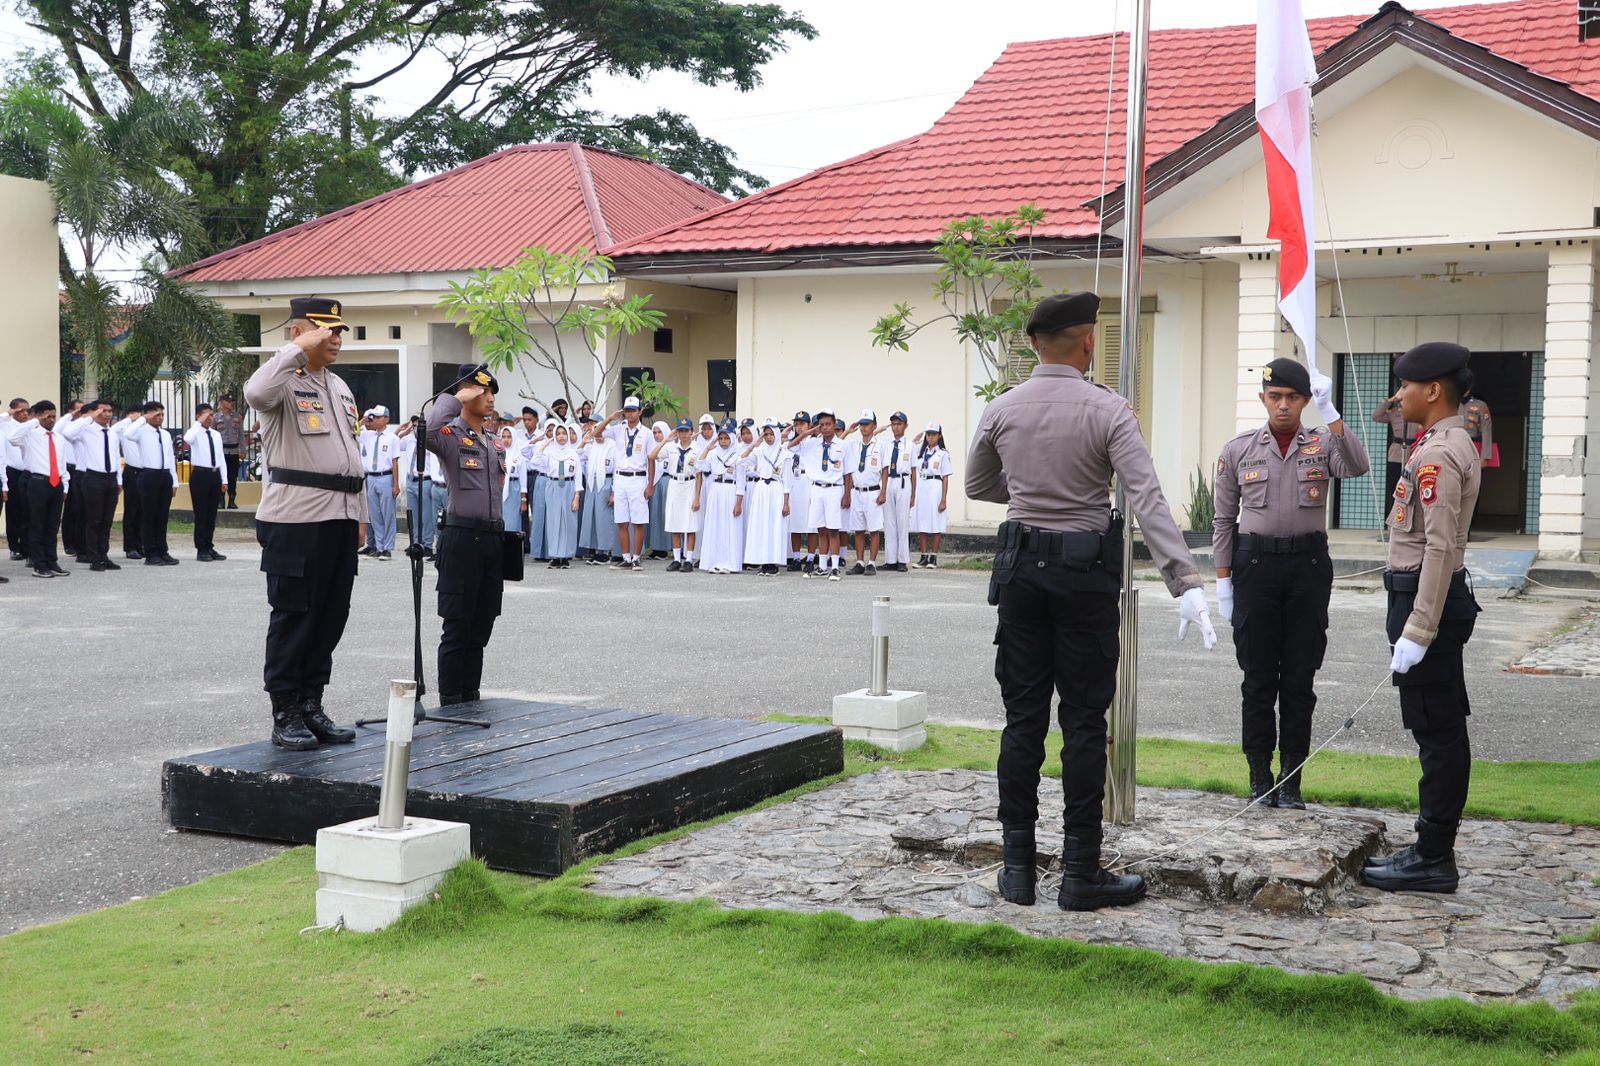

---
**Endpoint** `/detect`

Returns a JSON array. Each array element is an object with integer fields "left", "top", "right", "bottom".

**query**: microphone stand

[{"left": 357, "top": 386, "right": 490, "bottom": 730}]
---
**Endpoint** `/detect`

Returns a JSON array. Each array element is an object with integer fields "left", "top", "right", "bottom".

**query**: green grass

[
  {"left": 766, "top": 717, "right": 1600, "bottom": 827},
  {"left": 3, "top": 852, "right": 1598, "bottom": 1065},
  {"left": 1562, "top": 925, "right": 1600, "bottom": 946}
]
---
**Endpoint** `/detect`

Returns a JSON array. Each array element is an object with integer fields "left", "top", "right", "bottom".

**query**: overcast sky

[{"left": 0, "top": 0, "right": 1509, "bottom": 267}]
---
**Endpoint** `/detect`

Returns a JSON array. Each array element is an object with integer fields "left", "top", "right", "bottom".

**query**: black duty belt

[
  {"left": 440, "top": 514, "right": 504, "bottom": 532},
  {"left": 1013, "top": 524, "right": 1104, "bottom": 558},
  {"left": 269, "top": 467, "right": 364, "bottom": 494},
  {"left": 615, "top": 469, "right": 646, "bottom": 476},
  {"left": 1384, "top": 568, "right": 1469, "bottom": 594},
  {"left": 1236, "top": 530, "right": 1327, "bottom": 555}
]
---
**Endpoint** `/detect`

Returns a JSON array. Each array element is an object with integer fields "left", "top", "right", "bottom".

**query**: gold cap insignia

[
  {"left": 475, "top": 371, "right": 491, "bottom": 386},
  {"left": 1262, "top": 366, "right": 1273, "bottom": 381}
]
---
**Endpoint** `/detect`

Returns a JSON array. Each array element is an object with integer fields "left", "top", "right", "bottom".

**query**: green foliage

[
  {"left": 16, "top": 0, "right": 815, "bottom": 250},
  {"left": 385, "top": 859, "right": 507, "bottom": 940},
  {"left": 623, "top": 370, "right": 687, "bottom": 420},
  {"left": 871, "top": 204, "right": 1048, "bottom": 400},
  {"left": 439, "top": 246, "right": 665, "bottom": 409},
  {"left": 1186, "top": 464, "right": 1216, "bottom": 532}
]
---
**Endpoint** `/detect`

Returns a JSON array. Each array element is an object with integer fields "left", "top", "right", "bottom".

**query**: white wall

[{"left": 0, "top": 176, "right": 60, "bottom": 404}]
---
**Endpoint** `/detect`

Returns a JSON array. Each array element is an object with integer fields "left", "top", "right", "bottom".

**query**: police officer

[
  {"left": 966, "top": 292, "right": 1217, "bottom": 911},
  {"left": 1214, "top": 358, "right": 1370, "bottom": 809},
  {"left": 243, "top": 297, "right": 364, "bottom": 750},
  {"left": 213, "top": 394, "right": 247, "bottom": 508},
  {"left": 1460, "top": 391, "right": 1492, "bottom": 464},
  {"left": 1371, "top": 395, "right": 1421, "bottom": 502},
  {"left": 426, "top": 364, "right": 508, "bottom": 705},
  {"left": 1363, "top": 342, "right": 1481, "bottom": 894}
]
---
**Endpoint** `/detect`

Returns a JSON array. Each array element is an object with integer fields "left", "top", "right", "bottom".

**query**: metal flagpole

[{"left": 1106, "top": 0, "right": 1151, "bottom": 826}]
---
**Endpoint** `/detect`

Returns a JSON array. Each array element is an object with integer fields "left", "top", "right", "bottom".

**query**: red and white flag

[{"left": 1256, "top": 0, "right": 1318, "bottom": 371}]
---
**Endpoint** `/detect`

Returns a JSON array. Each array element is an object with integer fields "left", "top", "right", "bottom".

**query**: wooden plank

[{"left": 405, "top": 713, "right": 686, "bottom": 791}]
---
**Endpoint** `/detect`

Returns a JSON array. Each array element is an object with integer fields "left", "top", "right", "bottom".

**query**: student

[
  {"left": 842, "top": 408, "right": 885, "bottom": 575},
  {"left": 542, "top": 424, "right": 582, "bottom": 567},
  {"left": 696, "top": 421, "right": 744, "bottom": 575},
  {"left": 599, "top": 397, "right": 654, "bottom": 570},
  {"left": 645, "top": 420, "right": 673, "bottom": 559},
  {"left": 788, "top": 408, "right": 847, "bottom": 581},
  {"left": 652, "top": 418, "right": 700, "bottom": 571},
  {"left": 879, "top": 411, "right": 916, "bottom": 571},
  {"left": 741, "top": 418, "right": 791, "bottom": 576},
  {"left": 783, "top": 411, "right": 815, "bottom": 572},
  {"left": 577, "top": 419, "right": 618, "bottom": 565},
  {"left": 183, "top": 402, "right": 231, "bottom": 562},
  {"left": 734, "top": 421, "right": 756, "bottom": 570},
  {"left": 499, "top": 426, "right": 527, "bottom": 532},
  {"left": 912, "top": 422, "right": 952, "bottom": 567},
  {"left": 523, "top": 419, "right": 553, "bottom": 560},
  {"left": 690, "top": 413, "right": 717, "bottom": 567}
]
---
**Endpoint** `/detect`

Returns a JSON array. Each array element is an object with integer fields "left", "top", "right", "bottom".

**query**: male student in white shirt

[{"left": 184, "top": 403, "right": 231, "bottom": 561}]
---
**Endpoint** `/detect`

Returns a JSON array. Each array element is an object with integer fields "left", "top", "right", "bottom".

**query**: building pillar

[
  {"left": 1236, "top": 254, "right": 1281, "bottom": 434},
  {"left": 1537, "top": 242, "right": 1594, "bottom": 559}
]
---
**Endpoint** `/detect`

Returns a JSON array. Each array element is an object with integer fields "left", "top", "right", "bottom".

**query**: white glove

[
  {"left": 1310, "top": 371, "right": 1341, "bottom": 425},
  {"left": 1216, "top": 576, "right": 1233, "bottom": 623},
  {"left": 1390, "top": 637, "right": 1427, "bottom": 674},
  {"left": 1177, "top": 587, "right": 1217, "bottom": 650}
]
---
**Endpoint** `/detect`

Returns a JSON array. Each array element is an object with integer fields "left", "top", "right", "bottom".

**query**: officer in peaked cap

[
  {"left": 1213, "top": 357, "right": 1370, "bottom": 811},
  {"left": 967, "top": 290, "right": 1217, "bottom": 911},
  {"left": 1363, "top": 341, "right": 1481, "bottom": 894},
  {"left": 243, "top": 295, "right": 362, "bottom": 750},
  {"left": 425, "top": 363, "right": 508, "bottom": 706}
]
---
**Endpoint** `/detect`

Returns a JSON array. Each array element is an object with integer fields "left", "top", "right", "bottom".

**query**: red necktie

[{"left": 47, "top": 432, "right": 60, "bottom": 487}]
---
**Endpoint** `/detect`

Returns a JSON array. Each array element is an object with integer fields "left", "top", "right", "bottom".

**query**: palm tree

[{"left": 0, "top": 79, "right": 238, "bottom": 408}]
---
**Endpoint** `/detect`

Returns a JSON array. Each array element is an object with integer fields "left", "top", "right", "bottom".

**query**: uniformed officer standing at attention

[
  {"left": 1363, "top": 341, "right": 1481, "bottom": 894},
  {"left": 426, "top": 364, "right": 508, "bottom": 706},
  {"left": 1213, "top": 358, "right": 1370, "bottom": 809},
  {"left": 213, "top": 394, "right": 247, "bottom": 508},
  {"left": 966, "top": 291, "right": 1217, "bottom": 912},
  {"left": 243, "top": 297, "right": 364, "bottom": 750},
  {"left": 1460, "top": 391, "right": 1492, "bottom": 465},
  {"left": 1371, "top": 395, "right": 1421, "bottom": 502}
]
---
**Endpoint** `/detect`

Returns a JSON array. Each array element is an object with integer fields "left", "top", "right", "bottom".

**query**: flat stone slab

[
  {"left": 1509, "top": 607, "right": 1600, "bottom": 677},
  {"left": 586, "top": 769, "right": 1600, "bottom": 1005}
]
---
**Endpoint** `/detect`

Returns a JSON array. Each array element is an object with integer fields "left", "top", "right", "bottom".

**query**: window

[
  {"left": 389, "top": 325, "right": 402, "bottom": 340},
  {"left": 355, "top": 326, "right": 367, "bottom": 340},
  {"left": 653, "top": 327, "right": 674, "bottom": 354}
]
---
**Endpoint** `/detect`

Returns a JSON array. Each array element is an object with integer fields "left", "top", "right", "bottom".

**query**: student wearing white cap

[
  {"left": 787, "top": 408, "right": 846, "bottom": 580},
  {"left": 841, "top": 407, "right": 885, "bottom": 575},
  {"left": 598, "top": 396, "right": 655, "bottom": 570},
  {"left": 651, "top": 417, "right": 701, "bottom": 571},
  {"left": 358, "top": 405, "right": 400, "bottom": 560},
  {"left": 783, "top": 411, "right": 816, "bottom": 572},
  {"left": 741, "top": 418, "right": 791, "bottom": 576},
  {"left": 912, "top": 422, "right": 952, "bottom": 567},
  {"left": 690, "top": 412, "right": 717, "bottom": 568},
  {"left": 879, "top": 410, "right": 916, "bottom": 572}
]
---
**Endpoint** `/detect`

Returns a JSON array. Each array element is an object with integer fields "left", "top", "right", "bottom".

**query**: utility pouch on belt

[
  {"left": 1101, "top": 510, "right": 1125, "bottom": 576},
  {"left": 502, "top": 530, "right": 527, "bottom": 581},
  {"left": 988, "top": 520, "right": 1021, "bottom": 606}
]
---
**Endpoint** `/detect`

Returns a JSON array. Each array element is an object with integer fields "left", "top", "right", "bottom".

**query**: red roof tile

[
  {"left": 609, "top": 1, "right": 1600, "bottom": 257},
  {"left": 172, "top": 143, "right": 727, "bottom": 282}
]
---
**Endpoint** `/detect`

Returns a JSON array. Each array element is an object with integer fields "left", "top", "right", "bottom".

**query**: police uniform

[
  {"left": 426, "top": 365, "right": 508, "bottom": 704},
  {"left": 243, "top": 296, "right": 365, "bottom": 749},
  {"left": 1363, "top": 342, "right": 1481, "bottom": 894},
  {"left": 878, "top": 413, "right": 915, "bottom": 570},
  {"left": 212, "top": 402, "right": 246, "bottom": 507},
  {"left": 966, "top": 291, "right": 1214, "bottom": 911},
  {"left": 1213, "top": 358, "right": 1370, "bottom": 808},
  {"left": 1371, "top": 398, "right": 1422, "bottom": 502},
  {"left": 1460, "top": 396, "right": 1492, "bottom": 460}
]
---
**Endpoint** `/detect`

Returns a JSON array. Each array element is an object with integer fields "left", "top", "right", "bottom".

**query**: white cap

[
  {"left": 624, "top": 396, "right": 642, "bottom": 410},
  {"left": 698, "top": 413, "right": 716, "bottom": 425},
  {"left": 859, "top": 407, "right": 877, "bottom": 424},
  {"left": 760, "top": 417, "right": 779, "bottom": 430},
  {"left": 370, "top": 405, "right": 390, "bottom": 418},
  {"left": 925, "top": 421, "right": 942, "bottom": 433},
  {"left": 815, "top": 407, "right": 836, "bottom": 420}
]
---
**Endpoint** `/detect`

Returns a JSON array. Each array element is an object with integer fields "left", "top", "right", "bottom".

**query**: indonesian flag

[{"left": 1256, "top": 0, "right": 1318, "bottom": 371}]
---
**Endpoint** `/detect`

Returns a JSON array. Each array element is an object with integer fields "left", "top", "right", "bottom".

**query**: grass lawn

[{"left": 4, "top": 723, "right": 1599, "bottom": 1064}]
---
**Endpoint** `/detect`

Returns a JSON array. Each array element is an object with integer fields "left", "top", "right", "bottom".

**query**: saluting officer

[
  {"left": 426, "top": 364, "right": 508, "bottom": 706},
  {"left": 1460, "top": 391, "right": 1492, "bottom": 464},
  {"left": 1363, "top": 342, "right": 1482, "bottom": 894},
  {"left": 243, "top": 297, "right": 364, "bottom": 750},
  {"left": 966, "top": 292, "right": 1217, "bottom": 912},
  {"left": 1213, "top": 358, "right": 1370, "bottom": 810}
]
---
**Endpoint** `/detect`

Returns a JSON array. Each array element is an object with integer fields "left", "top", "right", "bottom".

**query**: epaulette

[{"left": 441, "top": 426, "right": 454, "bottom": 436}]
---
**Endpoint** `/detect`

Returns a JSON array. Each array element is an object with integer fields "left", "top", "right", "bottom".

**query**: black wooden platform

[{"left": 162, "top": 699, "right": 843, "bottom": 875}]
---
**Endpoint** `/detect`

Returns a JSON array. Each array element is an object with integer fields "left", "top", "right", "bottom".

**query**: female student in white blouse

[{"left": 912, "top": 422, "right": 952, "bottom": 568}]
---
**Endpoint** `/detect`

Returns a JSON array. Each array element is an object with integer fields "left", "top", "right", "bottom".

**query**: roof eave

[{"left": 611, "top": 236, "right": 1116, "bottom": 277}]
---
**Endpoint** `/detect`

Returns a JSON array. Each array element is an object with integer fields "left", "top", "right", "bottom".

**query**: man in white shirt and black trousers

[
  {"left": 185, "top": 403, "right": 230, "bottom": 561},
  {"left": 123, "top": 401, "right": 181, "bottom": 566},
  {"left": 60, "top": 400, "right": 123, "bottom": 571},
  {"left": 4, "top": 400, "right": 71, "bottom": 578}
]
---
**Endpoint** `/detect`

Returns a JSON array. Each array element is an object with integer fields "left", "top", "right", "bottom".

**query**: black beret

[
  {"left": 457, "top": 362, "right": 499, "bottom": 394},
  {"left": 1261, "top": 358, "right": 1311, "bottom": 396},
  {"left": 1026, "top": 292, "right": 1100, "bottom": 336},
  {"left": 1394, "top": 341, "right": 1470, "bottom": 382}
]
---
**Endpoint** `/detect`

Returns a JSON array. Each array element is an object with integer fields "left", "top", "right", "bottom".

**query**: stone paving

[
  {"left": 587, "top": 769, "right": 1600, "bottom": 1005},
  {"left": 1510, "top": 608, "right": 1600, "bottom": 676}
]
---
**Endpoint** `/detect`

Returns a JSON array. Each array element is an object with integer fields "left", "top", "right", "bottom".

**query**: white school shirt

[
  {"left": 916, "top": 447, "right": 953, "bottom": 482},
  {"left": 359, "top": 428, "right": 399, "bottom": 476},
  {"left": 793, "top": 435, "right": 846, "bottom": 486},
  {"left": 843, "top": 435, "right": 884, "bottom": 489},
  {"left": 61, "top": 417, "right": 124, "bottom": 485},
  {"left": 877, "top": 432, "right": 916, "bottom": 481},
  {"left": 660, "top": 440, "right": 699, "bottom": 480},
  {"left": 4, "top": 417, "right": 72, "bottom": 490},
  {"left": 184, "top": 423, "right": 231, "bottom": 486},
  {"left": 605, "top": 421, "right": 654, "bottom": 473},
  {"left": 123, "top": 421, "right": 179, "bottom": 485}
]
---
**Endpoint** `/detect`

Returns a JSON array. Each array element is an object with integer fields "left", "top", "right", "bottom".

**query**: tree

[
  {"left": 18, "top": 0, "right": 815, "bottom": 249},
  {"left": 0, "top": 78, "right": 239, "bottom": 408},
  {"left": 439, "top": 246, "right": 666, "bottom": 410},
  {"left": 870, "top": 205, "right": 1048, "bottom": 402}
]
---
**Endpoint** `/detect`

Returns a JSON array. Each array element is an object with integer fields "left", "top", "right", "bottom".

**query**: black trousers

[
  {"left": 224, "top": 454, "right": 241, "bottom": 504},
  {"left": 138, "top": 470, "right": 173, "bottom": 558},
  {"left": 190, "top": 468, "right": 222, "bottom": 553},
  {"left": 5, "top": 465, "right": 30, "bottom": 556},
  {"left": 1231, "top": 546, "right": 1333, "bottom": 755},
  {"left": 435, "top": 524, "right": 504, "bottom": 700},
  {"left": 25, "top": 475, "right": 64, "bottom": 569},
  {"left": 258, "top": 519, "right": 358, "bottom": 695},
  {"left": 123, "top": 467, "right": 144, "bottom": 553},
  {"left": 62, "top": 464, "right": 81, "bottom": 553},
  {"left": 76, "top": 470, "right": 119, "bottom": 563},
  {"left": 1386, "top": 579, "right": 1479, "bottom": 827},
  {"left": 993, "top": 545, "right": 1120, "bottom": 838}
]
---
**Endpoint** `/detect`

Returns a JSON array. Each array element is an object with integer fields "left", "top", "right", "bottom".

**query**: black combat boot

[
  {"left": 1246, "top": 751, "right": 1278, "bottom": 808},
  {"left": 270, "top": 691, "right": 318, "bottom": 751},
  {"left": 995, "top": 825, "right": 1037, "bottom": 905},
  {"left": 1057, "top": 833, "right": 1146, "bottom": 911},
  {"left": 1366, "top": 818, "right": 1424, "bottom": 870},
  {"left": 1362, "top": 818, "right": 1459, "bottom": 893},
  {"left": 300, "top": 687, "right": 356, "bottom": 744},
  {"left": 1276, "top": 749, "right": 1307, "bottom": 810}
]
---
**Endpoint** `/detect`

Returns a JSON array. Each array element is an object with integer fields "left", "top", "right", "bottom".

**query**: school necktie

[
  {"left": 627, "top": 429, "right": 638, "bottom": 456},
  {"left": 158, "top": 431, "right": 167, "bottom": 472},
  {"left": 890, "top": 438, "right": 900, "bottom": 474},
  {"left": 677, "top": 445, "right": 688, "bottom": 473},
  {"left": 206, "top": 430, "right": 216, "bottom": 467},
  {"left": 102, "top": 428, "right": 111, "bottom": 471},
  {"left": 858, "top": 444, "right": 868, "bottom": 473},
  {"left": 47, "top": 432, "right": 60, "bottom": 487},
  {"left": 821, "top": 440, "right": 831, "bottom": 470}
]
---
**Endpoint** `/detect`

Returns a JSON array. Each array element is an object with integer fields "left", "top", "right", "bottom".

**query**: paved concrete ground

[{"left": 2, "top": 531, "right": 1597, "bottom": 935}]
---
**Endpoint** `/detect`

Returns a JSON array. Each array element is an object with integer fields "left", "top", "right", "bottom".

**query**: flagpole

[{"left": 1106, "top": 0, "right": 1151, "bottom": 827}]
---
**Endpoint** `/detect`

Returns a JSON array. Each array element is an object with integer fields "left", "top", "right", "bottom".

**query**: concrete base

[
  {"left": 314, "top": 816, "right": 471, "bottom": 932},
  {"left": 832, "top": 689, "right": 928, "bottom": 752}
]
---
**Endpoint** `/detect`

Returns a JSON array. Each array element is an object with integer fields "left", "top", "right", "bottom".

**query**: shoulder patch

[{"left": 440, "top": 426, "right": 454, "bottom": 436}]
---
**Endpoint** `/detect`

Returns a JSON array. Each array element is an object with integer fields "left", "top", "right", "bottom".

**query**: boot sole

[
  {"left": 996, "top": 870, "right": 1036, "bottom": 906},
  {"left": 308, "top": 731, "right": 357, "bottom": 744},
  {"left": 271, "top": 736, "right": 320, "bottom": 751},
  {"left": 1360, "top": 871, "right": 1458, "bottom": 893},
  {"left": 1058, "top": 884, "right": 1147, "bottom": 911}
]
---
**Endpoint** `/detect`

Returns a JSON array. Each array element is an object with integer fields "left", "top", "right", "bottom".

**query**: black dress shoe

[
  {"left": 160, "top": 555, "right": 180, "bottom": 566},
  {"left": 49, "top": 565, "right": 69, "bottom": 576},
  {"left": 101, "top": 560, "right": 121, "bottom": 571},
  {"left": 145, "top": 556, "right": 166, "bottom": 566},
  {"left": 91, "top": 561, "right": 110, "bottom": 571},
  {"left": 76, "top": 554, "right": 95, "bottom": 564},
  {"left": 209, "top": 551, "right": 227, "bottom": 561},
  {"left": 0, "top": 573, "right": 8, "bottom": 582},
  {"left": 125, "top": 550, "right": 144, "bottom": 560},
  {"left": 848, "top": 561, "right": 865, "bottom": 576},
  {"left": 1361, "top": 848, "right": 1459, "bottom": 893}
]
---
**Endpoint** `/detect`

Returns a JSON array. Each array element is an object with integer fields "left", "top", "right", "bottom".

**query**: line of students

[{"left": 496, "top": 404, "right": 955, "bottom": 576}]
